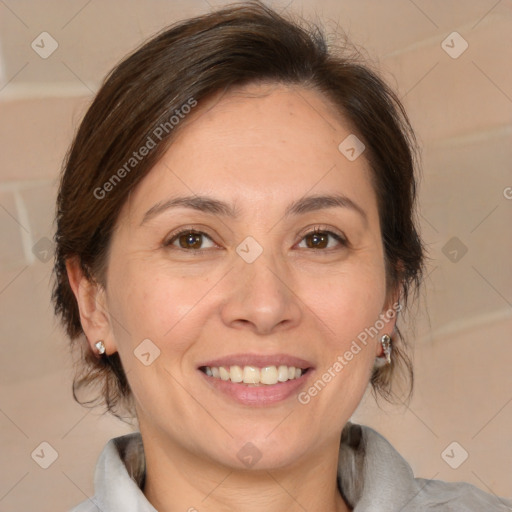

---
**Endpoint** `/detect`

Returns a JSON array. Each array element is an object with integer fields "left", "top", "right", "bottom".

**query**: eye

[
  {"left": 164, "top": 229, "right": 216, "bottom": 251},
  {"left": 297, "top": 227, "right": 347, "bottom": 250}
]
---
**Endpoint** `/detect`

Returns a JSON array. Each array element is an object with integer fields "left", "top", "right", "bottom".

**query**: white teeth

[
  {"left": 277, "top": 365, "right": 289, "bottom": 382},
  {"left": 229, "top": 365, "right": 243, "bottom": 383},
  {"left": 260, "top": 366, "right": 278, "bottom": 385},
  {"left": 202, "top": 365, "right": 306, "bottom": 385},
  {"left": 219, "top": 366, "right": 230, "bottom": 381},
  {"left": 243, "top": 366, "right": 260, "bottom": 384}
]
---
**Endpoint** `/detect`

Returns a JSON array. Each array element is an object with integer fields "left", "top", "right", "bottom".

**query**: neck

[{"left": 140, "top": 426, "right": 352, "bottom": 512}]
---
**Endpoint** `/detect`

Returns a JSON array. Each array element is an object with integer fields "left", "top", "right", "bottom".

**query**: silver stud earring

[
  {"left": 95, "top": 340, "right": 106, "bottom": 355},
  {"left": 380, "top": 334, "right": 392, "bottom": 365},
  {"left": 374, "top": 334, "right": 392, "bottom": 368}
]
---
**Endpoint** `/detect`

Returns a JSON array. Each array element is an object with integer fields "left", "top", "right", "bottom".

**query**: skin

[{"left": 67, "top": 83, "right": 399, "bottom": 512}]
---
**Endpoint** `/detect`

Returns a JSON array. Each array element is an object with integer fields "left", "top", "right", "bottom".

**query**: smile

[{"left": 199, "top": 365, "right": 310, "bottom": 386}]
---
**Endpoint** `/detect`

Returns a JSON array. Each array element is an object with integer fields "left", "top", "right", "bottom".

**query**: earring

[
  {"left": 95, "top": 340, "right": 106, "bottom": 355},
  {"left": 374, "top": 334, "right": 392, "bottom": 367}
]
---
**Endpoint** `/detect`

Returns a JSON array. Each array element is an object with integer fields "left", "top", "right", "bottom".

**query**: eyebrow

[{"left": 140, "top": 193, "right": 368, "bottom": 226}]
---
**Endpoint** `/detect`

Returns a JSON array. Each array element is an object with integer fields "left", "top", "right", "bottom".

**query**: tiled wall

[{"left": 1, "top": 1, "right": 511, "bottom": 510}]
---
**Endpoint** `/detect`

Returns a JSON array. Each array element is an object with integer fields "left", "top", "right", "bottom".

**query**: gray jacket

[{"left": 71, "top": 422, "right": 512, "bottom": 511}]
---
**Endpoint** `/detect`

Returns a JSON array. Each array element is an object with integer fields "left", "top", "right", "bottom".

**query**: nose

[{"left": 220, "top": 249, "right": 302, "bottom": 335}]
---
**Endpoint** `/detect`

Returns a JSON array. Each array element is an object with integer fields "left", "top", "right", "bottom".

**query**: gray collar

[{"left": 74, "top": 422, "right": 512, "bottom": 511}]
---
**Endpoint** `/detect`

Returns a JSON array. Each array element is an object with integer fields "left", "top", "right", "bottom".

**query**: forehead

[{"left": 122, "top": 83, "right": 378, "bottom": 224}]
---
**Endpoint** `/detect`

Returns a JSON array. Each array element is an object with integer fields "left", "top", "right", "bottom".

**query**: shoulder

[
  {"left": 68, "top": 432, "right": 155, "bottom": 512},
  {"left": 413, "top": 477, "right": 512, "bottom": 511},
  {"left": 338, "top": 422, "right": 512, "bottom": 511}
]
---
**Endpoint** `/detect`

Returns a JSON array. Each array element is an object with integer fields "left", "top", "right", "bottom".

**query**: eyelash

[{"left": 163, "top": 226, "right": 348, "bottom": 253}]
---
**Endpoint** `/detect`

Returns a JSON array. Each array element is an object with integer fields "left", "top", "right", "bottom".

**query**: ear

[
  {"left": 375, "top": 282, "right": 403, "bottom": 357},
  {"left": 66, "top": 256, "right": 116, "bottom": 356}
]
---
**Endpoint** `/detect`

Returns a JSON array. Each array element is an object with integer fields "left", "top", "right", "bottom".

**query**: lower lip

[{"left": 199, "top": 369, "right": 313, "bottom": 406}]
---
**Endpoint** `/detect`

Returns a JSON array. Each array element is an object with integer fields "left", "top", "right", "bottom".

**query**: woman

[{"left": 52, "top": 2, "right": 512, "bottom": 511}]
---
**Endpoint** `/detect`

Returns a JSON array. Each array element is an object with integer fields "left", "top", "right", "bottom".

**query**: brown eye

[
  {"left": 305, "top": 231, "right": 329, "bottom": 249},
  {"left": 298, "top": 229, "right": 347, "bottom": 250},
  {"left": 165, "top": 230, "right": 215, "bottom": 250}
]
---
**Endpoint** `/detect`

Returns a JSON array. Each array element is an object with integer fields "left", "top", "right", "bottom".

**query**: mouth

[
  {"left": 199, "top": 364, "right": 312, "bottom": 386},
  {"left": 197, "top": 353, "right": 315, "bottom": 405}
]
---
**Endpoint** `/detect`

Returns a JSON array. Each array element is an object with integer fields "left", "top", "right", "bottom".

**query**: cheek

[
  {"left": 296, "top": 259, "right": 387, "bottom": 403},
  {"left": 107, "top": 260, "right": 214, "bottom": 356},
  {"left": 301, "top": 262, "right": 387, "bottom": 342},
  {"left": 105, "top": 263, "right": 216, "bottom": 412},
  {"left": 296, "top": 273, "right": 385, "bottom": 423}
]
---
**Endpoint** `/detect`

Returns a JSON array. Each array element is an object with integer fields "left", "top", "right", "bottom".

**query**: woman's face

[{"left": 101, "top": 83, "right": 396, "bottom": 469}]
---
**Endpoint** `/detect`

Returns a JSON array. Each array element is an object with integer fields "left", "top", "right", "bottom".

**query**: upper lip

[{"left": 198, "top": 353, "right": 315, "bottom": 370}]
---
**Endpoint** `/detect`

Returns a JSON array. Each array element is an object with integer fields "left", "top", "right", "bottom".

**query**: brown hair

[{"left": 52, "top": 0, "right": 424, "bottom": 420}]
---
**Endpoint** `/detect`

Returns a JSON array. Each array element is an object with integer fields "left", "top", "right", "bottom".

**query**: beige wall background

[{"left": 0, "top": 1, "right": 511, "bottom": 510}]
